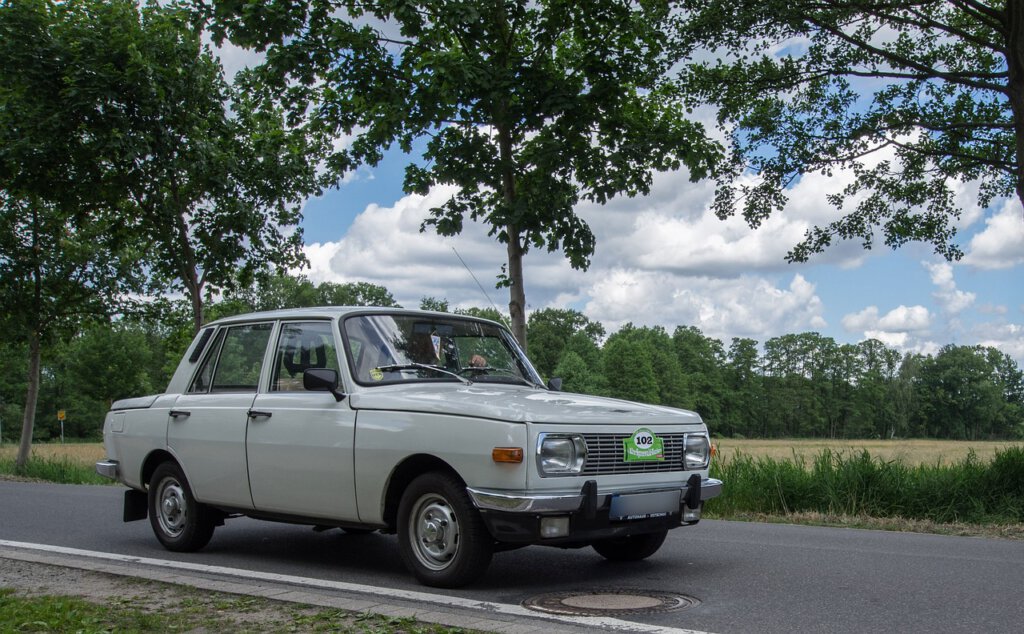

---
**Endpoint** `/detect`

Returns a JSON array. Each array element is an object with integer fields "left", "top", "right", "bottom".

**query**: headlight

[
  {"left": 536, "top": 434, "right": 587, "bottom": 476},
  {"left": 684, "top": 434, "right": 711, "bottom": 469}
]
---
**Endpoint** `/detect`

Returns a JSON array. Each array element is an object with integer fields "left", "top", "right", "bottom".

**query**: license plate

[{"left": 609, "top": 490, "right": 679, "bottom": 521}]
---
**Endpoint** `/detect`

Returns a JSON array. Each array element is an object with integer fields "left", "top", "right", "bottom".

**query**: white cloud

[
  {"left": 924, "top": 261, "right": 975, "bottom": 314},
  {"left": 588, "top": 164, "right": 868, "bottom": 280},
  {"left": 842, "top": 305, "right": 932, "bottom": 333},
  {"left": 974, "top": 322, "right": 1024, "bottom": 361},
  {"left": 583, "top": 271, "right": 827, "bottom": 342},
  {"left": 299, "top": 186, "right": 587, "bottom": 310},
  {"left": 963, "top": 199, "right": 1024, "bottom": 269}
]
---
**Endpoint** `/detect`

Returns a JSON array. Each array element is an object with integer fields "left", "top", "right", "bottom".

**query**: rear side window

[{"left": 188, "top": 323, "right": 272, "bottom": 393}]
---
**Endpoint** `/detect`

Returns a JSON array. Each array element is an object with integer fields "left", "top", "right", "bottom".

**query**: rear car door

[{"left": 168, "top": 322, "right": 273, "bottom": 509}]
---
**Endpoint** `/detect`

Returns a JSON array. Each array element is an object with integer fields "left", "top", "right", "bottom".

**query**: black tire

[
  {"left": 148, "top": 461, "right": 216, "bottom": 552},
  {"left": 397, "top": 472, "right": 493, "bottom": 588},
  {"left": 592, "top": 529, "right": 668, "bottom": 562}
]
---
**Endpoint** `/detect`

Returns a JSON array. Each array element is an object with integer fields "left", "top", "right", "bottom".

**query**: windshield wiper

[
  {"left": 376, "top": 363, "right": 472, "bottom": 385},
  {"left": 463, "top": 366, "right": 539, "bottom": 388}
]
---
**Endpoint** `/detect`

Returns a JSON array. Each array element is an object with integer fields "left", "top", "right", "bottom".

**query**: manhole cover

[{"left": 522, "top": 589, "right": 700, "bottom": 616}]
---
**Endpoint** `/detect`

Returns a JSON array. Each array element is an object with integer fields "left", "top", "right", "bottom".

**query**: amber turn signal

[{"left": 492, "top": 447, "right": 524, "bottom": 463}]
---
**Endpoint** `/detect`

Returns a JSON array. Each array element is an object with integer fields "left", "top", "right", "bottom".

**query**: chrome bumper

[
  {"left": 467, "top": 477, "right": 723, "bottom": 514},
  {"left": 95, "top": 460, "right": 119, "bottom": 480}
]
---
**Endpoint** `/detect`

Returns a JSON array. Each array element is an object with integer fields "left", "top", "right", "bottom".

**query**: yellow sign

[{"left": 57, "top": 410, "right": 65, "bottom": 421}]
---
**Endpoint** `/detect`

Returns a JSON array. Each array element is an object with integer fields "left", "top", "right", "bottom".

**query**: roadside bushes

[{"left": 708, "top": 447, "right": 1024, "bottom": 524}]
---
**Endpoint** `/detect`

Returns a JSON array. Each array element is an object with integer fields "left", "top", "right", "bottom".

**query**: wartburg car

[{"left": 97, "top": 307, "right": 722, "bottom": 587}]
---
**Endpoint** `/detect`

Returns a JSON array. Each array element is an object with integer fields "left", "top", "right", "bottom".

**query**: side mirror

[
  {"left": 304, "top": 368, "right": 346, "bottom": 402},
  {"left": 547, "top": 377, "right": 563, "bottom": 392}
]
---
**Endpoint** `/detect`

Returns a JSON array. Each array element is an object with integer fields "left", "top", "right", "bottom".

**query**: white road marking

[{"left": 0, "top": 539, "right": 712, "bottom": 634}]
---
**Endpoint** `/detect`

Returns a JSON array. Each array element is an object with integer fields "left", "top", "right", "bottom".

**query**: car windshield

[{"left": 343, "top": 313, "right": 543, "bottom": 387}]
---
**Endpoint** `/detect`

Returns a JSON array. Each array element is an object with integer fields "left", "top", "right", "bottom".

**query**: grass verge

[
  {"left": 707, "top": 446, "right": 1024, "bottom": 530},
  {"left": 0, "top": 455, "right": 109, "bottom": 485},
  {"left": 0, "top": 586, "right": 474, "bottom": 634}
]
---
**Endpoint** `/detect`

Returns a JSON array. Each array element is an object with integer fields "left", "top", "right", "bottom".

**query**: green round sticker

[
  {"left": 369, "top": 368, "right": 384, "bottom": 381},
  {"left": 623, "top": 427, "right": 665, "bottom": 462}
]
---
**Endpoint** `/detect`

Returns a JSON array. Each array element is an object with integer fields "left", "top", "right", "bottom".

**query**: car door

[
  {"left": 168, "top": 322, "right": 273, "bottom": 509},
  {"left": 246, "top": 320, "right": 359, "bottom": 521}
]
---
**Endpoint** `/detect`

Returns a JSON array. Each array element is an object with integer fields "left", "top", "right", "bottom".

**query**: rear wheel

[
  {"left": 592, "top": 529, "right": 668, "bottom": 561},
  {"left": 397, "top": 472, "right": 493, "bottom": 588},
  {"left": 148, "top": 461, "right": 216, "bottom": 552}
]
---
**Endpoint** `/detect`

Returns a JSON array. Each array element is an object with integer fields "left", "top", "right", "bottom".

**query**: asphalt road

[{"left": 1, "top": 480, "right": 1022, "bottom": 633}]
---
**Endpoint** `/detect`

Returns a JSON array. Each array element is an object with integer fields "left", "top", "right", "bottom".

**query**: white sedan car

[{"left": 97, "top": 307, "right": 721, "bottom": 587}]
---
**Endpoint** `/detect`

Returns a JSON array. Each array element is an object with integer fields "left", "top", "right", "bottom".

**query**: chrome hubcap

[
  {"left": 410, "top": 494, "right": 459, "bottom": 571},
  {"left": 156, "top": 478, "right": 187, "bottom": 537}
]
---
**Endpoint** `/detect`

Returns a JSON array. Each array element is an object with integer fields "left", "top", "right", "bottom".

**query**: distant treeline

[{"left": 1, "top": 275, "right": 1020, "bottom": 443}]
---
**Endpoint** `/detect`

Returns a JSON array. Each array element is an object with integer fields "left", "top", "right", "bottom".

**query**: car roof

[{"left": 204, "top": 306, "right": 502, "bottom": 328}]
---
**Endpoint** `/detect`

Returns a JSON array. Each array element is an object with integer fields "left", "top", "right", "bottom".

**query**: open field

[
  {"left": 0, "top": 442, "right": 105, "bottom": 467},
  {"left": 4, "top": 439, "right": 1023, "bottom": 469},
  {"left": 714, "top": 438, "right": 1024, "bottom": 466}
]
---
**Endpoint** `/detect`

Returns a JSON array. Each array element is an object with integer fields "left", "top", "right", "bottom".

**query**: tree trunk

[
  {"left": 186, "top": 273, "right": 204, "bottom": 334},
  {"left": 506, "top": 224, "right": 528, "bottom": 351},
  {"left": 15, "top": 331, "right": 42, "bottom": 473},
  {"left": 1005, "top": 0, "right": 1024, "bottom": 208},
  {"left": 496, "top": 121, "right": 528, "bottom": 351}
]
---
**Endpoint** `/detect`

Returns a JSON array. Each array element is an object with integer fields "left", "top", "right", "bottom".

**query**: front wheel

[
  {"left": 592, "top": 529, "right": 668, "bottom": 562},
  {"left": 397, "top": 472, "right": 493, "bottom": 588},
  {"left": 148, "top": 461, "right": 216, "bottom": 552}
]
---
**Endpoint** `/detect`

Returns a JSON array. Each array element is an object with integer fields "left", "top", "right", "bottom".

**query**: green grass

[
  {"left": 0, "top": 454, "right": 109, "bottom": 485},
  {"left": 708, "top": 446, "right": 1024, "bottom": 525},
  {"left": 0, "top": 589, "right": 181, "bottom": 632},
  {"left": 0, "top": 587, "right": 475, "bottom": 633}
]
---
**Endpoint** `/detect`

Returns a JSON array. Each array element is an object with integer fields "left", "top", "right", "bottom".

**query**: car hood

[{"left": 348, "top": 384, "right": 703, "bottom": 426}]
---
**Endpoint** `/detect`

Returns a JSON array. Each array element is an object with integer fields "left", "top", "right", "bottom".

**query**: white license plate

[{"left": 608, "top": 490, "right": 679, "bottom": 521}]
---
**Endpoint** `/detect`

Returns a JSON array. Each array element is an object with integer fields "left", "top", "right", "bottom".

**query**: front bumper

[{"left": 466, "top": 475, "right": 723, "bottom": 545}]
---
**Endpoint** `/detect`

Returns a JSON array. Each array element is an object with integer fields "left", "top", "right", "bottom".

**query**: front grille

[{"left": 580, "top": 433, "right": 688, "bottom": 475}]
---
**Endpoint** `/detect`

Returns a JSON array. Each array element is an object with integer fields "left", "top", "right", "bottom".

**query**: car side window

[
  {"left": 188, "top": 329, "right": 226, "bottom": 394},
  {"left": 271, "top": 321, "right": 340, "bottom": 392},
  {"left": 205, "top": 323, "right": 273, "bottom": 393}
]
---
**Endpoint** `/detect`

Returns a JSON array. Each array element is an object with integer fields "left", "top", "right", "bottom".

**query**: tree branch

[{"left": 806, "top": 15, "right": 1009, "bottom": 94}]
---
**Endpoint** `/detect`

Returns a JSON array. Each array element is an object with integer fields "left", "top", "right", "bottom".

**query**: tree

[
  {"left": 198, "top": 0, "right": 720, "bottom": 349},
  {"left": 224, "top": 274, "right": 400, "bottom": 312},
  {"left": 856, "top": 339, "right": 903, "bottom": 438},
  {"left": 110, "top": 4, "right": 328, "bottom": 333},
  {"left": 527, "top": 308, "right": 605, "bottom": 379},
  {"left": 672, "top": 326, "right": 727, "bottom": 425},
  {"left": 600, "top": 334, "right": 660, "bottom": 405},
  {"left": 722, "top": 337, "right": 762, "bottom": 437},
  {"left": 915, "top": 345, "right": 1013, "bottom": 439},
  {"left": 552, "top": 351, "right": 605, "bottom": 395},
  {"left": 677, "top": 1, "right": 1022, "bottom": 262},
  {"left": 1, "top": 0, "right": 144, "bottom": 469}
]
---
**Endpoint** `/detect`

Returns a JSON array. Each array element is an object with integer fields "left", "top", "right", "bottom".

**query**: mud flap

[{"left": 124, "top": 489, "right": 148, "bottom": 522}]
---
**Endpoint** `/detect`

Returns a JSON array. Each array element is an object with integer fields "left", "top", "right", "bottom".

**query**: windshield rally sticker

[{"left": 623, "top": 428, "right": 665, "bottom": 462}]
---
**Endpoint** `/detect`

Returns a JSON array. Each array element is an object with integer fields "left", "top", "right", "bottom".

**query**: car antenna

[{"left": 451, "top": 246, "right": 513, "bottom": 331}]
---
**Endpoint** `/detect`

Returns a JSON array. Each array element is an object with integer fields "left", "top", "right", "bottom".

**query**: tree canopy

[
  {"left": 0, "top": 0, "right": 147, "bottom": 468},
  {"left": 194, "top": 0, "right": 721, "bottom": 349},
  {"left": 676, "top": 0, "right": 1022, "bottom": 262},
  {"left": 111, "top": 3, "right": 329, "bottom": 332}
]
